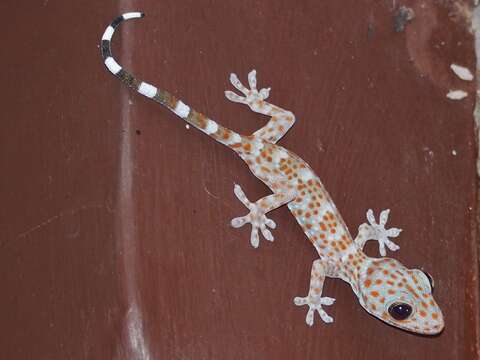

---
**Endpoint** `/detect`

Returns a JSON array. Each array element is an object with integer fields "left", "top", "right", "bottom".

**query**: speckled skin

[{"left": 101, "top": 13, "right": 445, "bottom": 335}]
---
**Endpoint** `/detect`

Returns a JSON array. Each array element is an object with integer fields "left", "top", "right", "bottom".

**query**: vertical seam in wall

[
  {"left": 470, "top": 5, "right": 480, "bottom": 359},
  {"left": 114, "top": 3, "right": 151, "bottom": 359}
]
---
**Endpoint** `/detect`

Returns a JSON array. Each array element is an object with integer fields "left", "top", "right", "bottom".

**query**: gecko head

[{"left": 358, "top": 257, "right": 444, "bottom": 335}]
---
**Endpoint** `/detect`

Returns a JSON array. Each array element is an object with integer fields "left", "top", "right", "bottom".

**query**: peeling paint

[{"left": 394, "top": 6, "right": 415, "bottom": 32}]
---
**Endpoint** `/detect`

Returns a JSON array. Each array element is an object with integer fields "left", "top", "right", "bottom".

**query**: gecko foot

[
  {"left": 355, "top": 209, "right": 402, "bottom": 257},
  {"left": 230, "top": 183, "right": 277, "bottom": 248},
  {"left": 224, "top": 70, "right": 271, "bottom": 111},
  {"left": 293, "top": 295, "right": 336, "bottom": 325}
]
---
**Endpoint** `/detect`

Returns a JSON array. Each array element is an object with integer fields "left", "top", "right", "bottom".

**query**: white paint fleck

[
  {"left": 123, "top": 12, "right": 143, "bottom": 20},
  {"left": 185, "top": 124, "right": 190, "bottom": 130},
  {"left": 138, "top": 82, "right": 157, "bottom": 98},
  {"left": 102, "top": 26, "right": 114, "bottom": 41},
  {"left": 173, "top": 101, "right": 190, "bottom": 118},
  {"left": 450, "top": 64, "right": 474, "bottom": 81},
  {"left": 452, "top": 149, "right": 457, "bottom": 156},
  {"left": 204, "top": 120, "right": 219, "bottom": 134},
  {"left": 446, "top": 90, "right": 468, "bottom": 100},
  {"left": 105, "top": 57, "right": 122, "bottom": 74}
]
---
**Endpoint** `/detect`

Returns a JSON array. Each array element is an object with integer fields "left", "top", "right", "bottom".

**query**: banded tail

[{"left": 100, "top": 12, "right": 244, "bottom": 148}]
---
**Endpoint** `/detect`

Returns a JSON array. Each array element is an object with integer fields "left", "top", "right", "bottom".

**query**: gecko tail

[{"left": 100, "top": 12, "right": 244, "bottom": 149}]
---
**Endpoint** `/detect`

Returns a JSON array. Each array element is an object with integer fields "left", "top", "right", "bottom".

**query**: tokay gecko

[{"left": 101, "top": 12, "right": 444, "bottom": 335}]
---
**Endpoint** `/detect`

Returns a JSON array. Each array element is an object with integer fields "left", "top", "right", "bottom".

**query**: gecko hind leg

[
  {"left": 224, "top": 70, "right": 295, "bottom": 143},
  {"left": 294, "top": 259, "right": 336, "bottom": 325},
  {"left": 230, "top": 183, "right": 295, "bottom": 248}
]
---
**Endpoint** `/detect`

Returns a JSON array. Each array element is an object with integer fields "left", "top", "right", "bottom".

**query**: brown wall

[{"left": 1, "top": 0, "right": 478, "bottom": 359}]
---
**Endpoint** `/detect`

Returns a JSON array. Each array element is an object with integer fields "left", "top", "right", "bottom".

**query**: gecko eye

[
  {"left": 421, "top": 271, "right": 434, "bottom": 292},
  {"left": 388, "top": 303, "right": 413, "bottom": 320}
]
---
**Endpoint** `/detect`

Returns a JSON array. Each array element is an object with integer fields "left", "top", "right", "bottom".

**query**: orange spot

[
  {"left": 375, "top": 279, "right": 383, "bottom": 285},
  {"left": 419, "top": 310, "right": 427, "bottom": 318},
  {"left": 387, "top": 289, "right": 395, "bottom": 295},
  {"left": 371, "top": 303, "right": 377, "bottom": 311},
  {"left": 370, "top": 291, "right": 379, "bottom": 297},
  {"left": 364, "top": 279, "right": 372, "bottom": 288},
  {"left": 432, "top": 313, "right": 438, "bottom": 320},
  {"left": 406, "top": 284, "right": 419, "bottom": 299},
  {"left": 197, "top": 114, "right": 207, "bottom": 128},
  {"left": 386, "top": 280, "right": 394, "bottom": 286},
  {"left": 379, "top": 297, "right": 385, "bottom": 304}
]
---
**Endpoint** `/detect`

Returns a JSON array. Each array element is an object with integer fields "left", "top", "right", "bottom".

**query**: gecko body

[{"left": 101, "top": 13, "right": 444, "bottom": 335}]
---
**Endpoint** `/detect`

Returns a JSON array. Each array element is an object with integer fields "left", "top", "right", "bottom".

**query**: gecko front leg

[
  {"left": 231, "top": 184, "right": 296, "bottom": 248},
  {"left": 294, "top": 259, "right": 336, "bottom": 325},
  {"left": 225, "top": 70, "right": 296, "bottom": 143},
  {"left": 354, "top": 209, "right": 402, "bottom": 257}
]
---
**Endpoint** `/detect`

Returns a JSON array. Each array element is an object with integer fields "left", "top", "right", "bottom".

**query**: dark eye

[
  {"left": 388, "top": 303, "right": 413, "bottom": 320},
  {"left": 422, "top": 271, "right": 434, "bottom": 292}
]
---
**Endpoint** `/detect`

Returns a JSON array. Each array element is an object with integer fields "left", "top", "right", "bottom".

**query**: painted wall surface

[{"left": 1, "top": 1, "right": 478, "bottom": 359}]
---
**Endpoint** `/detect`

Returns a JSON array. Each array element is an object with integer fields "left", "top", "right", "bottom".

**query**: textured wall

[{"left": 1, "top": 0, "right": 478, "bottom": 359}]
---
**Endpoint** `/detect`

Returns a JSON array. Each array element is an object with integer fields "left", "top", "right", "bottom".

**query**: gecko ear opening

[{"left": 416, "top": 270, "right": 434, "bottom": 293}]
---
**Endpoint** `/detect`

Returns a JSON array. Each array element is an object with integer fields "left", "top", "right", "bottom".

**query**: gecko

[{"left": 101, "top": 12, "right": 444, "bottom": 335}]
